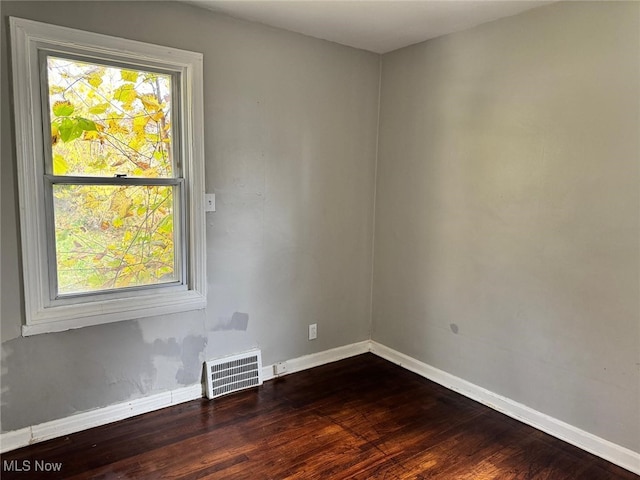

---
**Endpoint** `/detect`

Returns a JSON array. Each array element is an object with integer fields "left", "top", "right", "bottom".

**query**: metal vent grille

[{"left": 205, "top": 350, "right": 263, "bottom": 400}]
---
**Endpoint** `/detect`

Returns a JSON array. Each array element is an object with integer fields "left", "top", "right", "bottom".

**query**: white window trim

[{"left": 10, "top": 17, "right": 207, "bottom": 336}]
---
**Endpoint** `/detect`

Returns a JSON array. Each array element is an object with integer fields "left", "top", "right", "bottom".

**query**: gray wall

[
  {"left": 2, "top": 0, "right": 639, "bottom": 456},
  {"left": 0, "top": 1, "right": 379, "bottom": 430},
  {"left": 372, "top": 1, "right": 640, "bottom": 452}
]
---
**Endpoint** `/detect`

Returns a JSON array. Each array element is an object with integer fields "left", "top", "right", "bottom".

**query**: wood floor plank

[{"left": 1, "top": 354, "right": 637, "bottom": 479}]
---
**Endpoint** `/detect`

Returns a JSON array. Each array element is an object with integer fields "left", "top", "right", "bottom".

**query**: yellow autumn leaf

[
  {"left": 108, "top": 119, "right": 128, "bottom": 135},
  {"left": 89, "top": 103, "right": 108, "bottom": 115},
  {"left": 114, "top": 84, "right": 137, "bottom": 104},
  {"left": 52, "top": 100, "right": 74, "bottom": 117},
  {"left": 150, "top": 111, "right": 164, "bottom": 122},
  {"left": 124, "top": 254, "right": 137, "bottom": 265},
  {"left": 132, "top": 115, "right": 149, "bottom": 133},
  {"left": 51, "top": 123, "right": 60, "bottom": 145},
  {"left": 121, "top": 70, "right": 139, "bottom": 82},
  {"left": 111, "top": 192, "right": 132, "bottom": 218},
  {"left": 83, "top": 130, "right": 100, "bottom": 141},
  {"left": 139, "top": 94, "right": 161, "bottom": 112},
  {"left": 87, "top": 72, "right": 103, "bottom": 88},
  {"left": 53, "top": 154, "right": 69, "bottom": 175},
  {"left": 129, "top": 137, "right": 144, "bottom": 152}
]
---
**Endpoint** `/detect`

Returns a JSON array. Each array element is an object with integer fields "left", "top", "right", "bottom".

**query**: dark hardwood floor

[{"left": 2, "top": 353, "right": 638, "bottom": 479}]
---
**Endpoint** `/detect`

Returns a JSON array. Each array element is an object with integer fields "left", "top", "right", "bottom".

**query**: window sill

[{"left": 22, "top": 290, "right": 206, "bottom": 336}]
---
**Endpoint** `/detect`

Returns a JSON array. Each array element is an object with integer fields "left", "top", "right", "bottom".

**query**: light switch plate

[{"left": 205, "top": 193, "right": 216, "bottom": 212}]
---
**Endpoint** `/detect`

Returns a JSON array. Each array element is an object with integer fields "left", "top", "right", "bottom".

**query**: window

[{"left": 10, "top": 18, "right": 206, "bottom": 335}]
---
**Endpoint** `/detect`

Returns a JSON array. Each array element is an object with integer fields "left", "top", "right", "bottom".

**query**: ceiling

[{"left": 186, "top": 1, "right": 553, "bottom": 54}]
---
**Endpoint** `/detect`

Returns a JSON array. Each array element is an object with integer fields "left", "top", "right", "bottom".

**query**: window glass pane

[
  {"left": 47, "top": 56, "right": 174, "bottom": 178},
  {"left": 53, "top": 184, "right": 177, "bottom": 295}
]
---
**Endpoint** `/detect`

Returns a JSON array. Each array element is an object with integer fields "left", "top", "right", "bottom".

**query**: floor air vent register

[{"left": 205, "top": 349, "right": 263, "bottom": 400}]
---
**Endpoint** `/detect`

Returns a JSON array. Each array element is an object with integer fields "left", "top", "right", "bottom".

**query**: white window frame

[{"left": 10, "top": 17, "right": 207, "bottom": 336}]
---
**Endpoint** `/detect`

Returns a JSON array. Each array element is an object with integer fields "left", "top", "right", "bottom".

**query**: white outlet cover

[{"left": 309, "top": 323, "right": 317, "bottom": 340}]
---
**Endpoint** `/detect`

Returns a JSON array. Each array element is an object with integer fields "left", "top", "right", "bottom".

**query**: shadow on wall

[
  {"left": 0, "top": 321, "right": 207, "bottom": 432},
  {"left": 212, "top": 312, "right": 249, "bottom": 332}
]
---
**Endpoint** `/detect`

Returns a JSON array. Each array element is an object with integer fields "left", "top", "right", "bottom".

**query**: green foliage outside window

[{"left": 47, "top": 57, "right": 177, "bottom": 294}]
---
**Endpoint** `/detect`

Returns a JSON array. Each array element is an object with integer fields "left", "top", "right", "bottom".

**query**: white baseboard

[
  {"left": 262, "top": 340, "right": 371, "bottom": 381},
  {"left": 0, "top": 384, "right": 202, "bottom": 454},
  {"left": 2, "top": 340, "right": 638, "bottom": 476},
  {"left": 369, "top": 341, "right": 640, "bottom": 476},
  {"left": 0, "top": 342, "right": 370, "bottom": 454},
  {"left": 0, "top": 428, "right": 32, "bottom": 455}
]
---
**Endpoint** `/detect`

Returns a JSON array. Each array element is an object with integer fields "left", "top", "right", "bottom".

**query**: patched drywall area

[
  {"left": 0, "top": 0, "right": 378, "bottom": 432},
  {"left": 372, "top": 2, "right": 640, "bottom": 451},
  {"left": 0, "top": 320, "right": 208, "bottom": 431}
]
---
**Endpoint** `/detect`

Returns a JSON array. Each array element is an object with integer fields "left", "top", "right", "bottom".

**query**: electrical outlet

[
  {"left": 204, "top": 193, "right": 216, "bottom": 212},
  {"left": 273, "top": 362, "right": 287, "bottom": 376},
  {"left": 308, "top": 323, "right": 317, "bottom": 340}
]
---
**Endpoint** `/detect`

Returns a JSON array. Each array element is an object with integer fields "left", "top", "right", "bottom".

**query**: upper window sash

[{"left": 39, "top": 51, "right": 183, "bottom": 179}]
